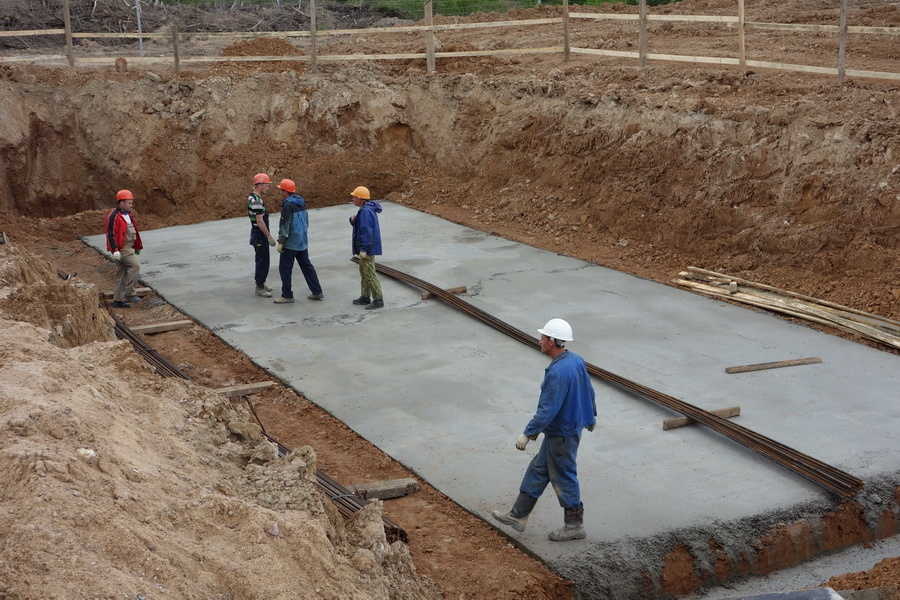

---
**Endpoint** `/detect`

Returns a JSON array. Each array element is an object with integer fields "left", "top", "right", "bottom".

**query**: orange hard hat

[
  {"left": 277, "top": 179, "right": 296, "bottom": 193},
  {"left": 252, "top": 173, "right": 271, "bottom": 185},
  {"left": 116, "top": 189, "right": 135, "bottom": 201},
  {"left": 351, "top": 186, "right": 370, "bottom": 200}
]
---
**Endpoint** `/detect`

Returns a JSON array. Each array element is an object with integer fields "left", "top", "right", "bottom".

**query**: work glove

[
  {"left": 586, "top": 424, "right": 595, "bottom": 432},
  {"left": 359, "top": 250, "right": 368, "bottom": 259},
  {"left": 135, "top": 249, "right": 141, "bottom": 255},
  {"left": 267, "top": 236, "right": 276, "bottom": 247},
  {"left": 112, "top": 251, "right": 121, "bottom": 262},
  {"left": 515, "top": 433, "right": 530, "bottom": 451},
  {"left": 276, "top": 243, "right": 284, "bottom": 254}
]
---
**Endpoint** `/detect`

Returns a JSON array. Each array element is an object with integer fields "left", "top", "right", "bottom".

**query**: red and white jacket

[{"left": 105, "top": 207, "right": 143, "bottom": 252}]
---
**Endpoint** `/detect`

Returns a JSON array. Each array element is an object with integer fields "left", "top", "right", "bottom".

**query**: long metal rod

[{"left": 366, "top": 259, "right": 864, "bottom": 499}]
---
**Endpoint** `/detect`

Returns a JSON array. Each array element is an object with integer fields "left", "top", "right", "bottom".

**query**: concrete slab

[{"left": 84, "top": 203, "right": 900, "bottom": 598}]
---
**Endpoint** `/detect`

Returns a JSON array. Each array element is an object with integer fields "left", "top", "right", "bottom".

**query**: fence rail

[{"left": 1, "top": 0, "right": 899, "bottom": 83}]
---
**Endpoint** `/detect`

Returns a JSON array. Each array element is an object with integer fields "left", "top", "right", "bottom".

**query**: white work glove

[
  {"left": 267, "top": 236, "right": 276, "bottom": 247},
  {"left": 515, "top": 433, "right": 530, "bottom": 451},
  {"left": 359, "top": 250, "right": 368, "bottom": 259},
  {"left": 112, "top": 251, "right": 121, "bottom": 262},
  {"left": 276, "top": 243, "right": 284, "bottom": 254}
]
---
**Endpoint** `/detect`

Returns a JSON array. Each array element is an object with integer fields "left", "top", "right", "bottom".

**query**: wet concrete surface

[{"left": 84, "top": 202, "right": 900, "bottom": 598}]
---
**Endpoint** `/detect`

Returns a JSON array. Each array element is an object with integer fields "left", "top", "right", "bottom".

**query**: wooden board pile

[{"left": 674, "top": 267, "right": 900, "bottom": 351}]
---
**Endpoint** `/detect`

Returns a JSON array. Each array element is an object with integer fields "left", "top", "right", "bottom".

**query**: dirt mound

[
  {"left": 222, "top": 37, "right": 303, "bottom": 57},
  {"left": 0, "top": 245, "right": 440, "bottom": 600},
  {"left": 0, "top": 245, "right": 114, "bottom": 347}
]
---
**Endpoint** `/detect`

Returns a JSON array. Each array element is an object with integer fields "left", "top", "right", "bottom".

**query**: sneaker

[
  {"left": 365, "top": 299, "right": 384, "bottom": 310},
  {"left": 352, "top": 296, "right": 371, "bottom": 305},
  {"left": 255, "top": 286, "right": 272, "bottom": 298},
  {"left": 111, "top": 301, "right": 132, "bottom": 309},
  {"left": 126, "top": 296, "right": 142, "bottom": 303},
  {"left": 307, "top": 293, "right": 325, "bottom": 300},
  {"left": 263, "top": 284, "right": 272, "bottom": 292},
  {"left": 274, "top": 297, "right": 295, "bottom": 304}
]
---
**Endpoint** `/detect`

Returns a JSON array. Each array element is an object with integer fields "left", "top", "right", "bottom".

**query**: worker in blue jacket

[
  {"left": 348, "top": 185, "right": 384, "bottom": 310},
  {"left": 273, "top": 179, "right": 323, "bottom": 304},
  {"left": 492, "top": 318, "right": 597, "bottom": 541}
]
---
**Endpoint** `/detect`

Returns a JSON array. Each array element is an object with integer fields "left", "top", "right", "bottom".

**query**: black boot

[
  {"left": 365, "top": 299, "right": 384, "bottom": 310},
  {"left": 549, "top": 503, "right": 585, "bottom": 541},
  {"left": 491, "top": 492, "right": 538, "bottom": 532},
  {"left": 352, "top": 296, "right": 371, "bottom": 305}
]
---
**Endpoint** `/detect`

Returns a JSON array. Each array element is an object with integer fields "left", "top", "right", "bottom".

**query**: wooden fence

[{"left": 1, "top": 0, "right": 899, "bottom": 84}]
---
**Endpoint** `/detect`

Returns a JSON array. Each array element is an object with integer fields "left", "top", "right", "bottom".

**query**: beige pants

[{"left": 114, "top": 248, "right": 140, "bottom": 302}]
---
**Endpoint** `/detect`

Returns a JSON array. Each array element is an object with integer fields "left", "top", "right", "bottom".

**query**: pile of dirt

[
  {"left": 0, "top": 246, "right": 441, "bottom": 600},
  {"left": 222, "top": 37, "right": 303, "bottom": 57}
]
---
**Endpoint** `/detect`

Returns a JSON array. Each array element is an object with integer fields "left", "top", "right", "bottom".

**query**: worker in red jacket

[{"left": 104, "top": 189, "right": 144, "bottom": 309}]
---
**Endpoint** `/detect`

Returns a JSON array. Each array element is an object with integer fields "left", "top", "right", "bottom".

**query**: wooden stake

[
  {"left": 129, "top": 319, "right": 192, "bottom": 335},
  {"left": 664, "top": 406, "right": 740, "bottom": 430},
  {"left": 725, "top": 357, "right": 822, "bottom": 374},
  {"left": 214, "top": 381, "right": 277, "bottom": 397},
  {"left": 421, "top": 285, "right": 467, "bottom": 300}
]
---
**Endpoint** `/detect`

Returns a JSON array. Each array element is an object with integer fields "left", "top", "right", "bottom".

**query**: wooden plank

[
  {"left": 838, "top": 0, "right": 847, "bottom": 84},
  {"left": 129, "top": 320, "right": 193, "bottom": 335},
  {"left": 646, "top": 52, "right": 740, "bottom": 65},
  {"left": 684, "top": 267, "right": 900, "bottom": 331},
  {"left": 0, "top": 29, "right": 65, "bottom": 37},
  {"left": 744, "top": 21, "right": 840, "bottom": 33},
  {"left": 569, "top": 13, "right": 638, "bottom": 21},
  {"left": 646, "top": 14, "right": 738, "bottom": 23},
  {"left": 664, "top": 406, "right": 740, "bottom": 430},
  {"left": 62, "top": 0, "right": 73, "bottom": 67},
  {"left": 351, "top": 478, "right": 421, "bottom": 500},
  {"left": 102, "top": 286, "right": 152, "bottom": 298},
  {"left": 425, "top": 0, "right": 435, "bottom": 74},
  {"left": 725, "top": 357, "right": 822, "bottom": 374},
  {"left": 421, "top": 285, "right": 467, "bottom": 300},
  {"left": 571, "top": 48, "right": 640, "bottom": 59},
  {"left": 214, "top": 381, "right": 277, "bottom": 397}
]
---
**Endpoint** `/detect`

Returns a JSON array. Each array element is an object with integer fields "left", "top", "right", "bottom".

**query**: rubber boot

[
  {"left": 491, "top": 492, "right": 538, "bottom": 532},
  {"left": 548, "top": 503, "right": 585, "bottom": 541}
]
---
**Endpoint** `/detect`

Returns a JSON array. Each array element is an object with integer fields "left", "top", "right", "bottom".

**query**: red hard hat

[
  {"left": 277, "top": 179, "right": 296, "bottom": 193},
  {"left": 116, "top": 189, "right": 135, "bottom": 201},
  {"left": 252, "top": 173, "right": 271, "bottom": 185}
]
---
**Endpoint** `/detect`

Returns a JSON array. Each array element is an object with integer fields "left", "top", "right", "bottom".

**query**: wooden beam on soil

[
  {"left": 664, "top": 406, "right": 741, "bottom": 430},
  {"left": 102, "top": 286, "right": 152, "bottom": 298},
  {"left": 214, "top": 382, "right": 277, "bottom": 397},
  {"left": 421, "top": 285, "right": 467, "bottom": 300},
  {"left": 350, "top": 478, "right": 421, "bottom": 501},
  {"left": 725, "top": 357, "right": 822, "bottom": 374},
  {"left": 129, "top": 320, "right": 193, "bottom": 335}
]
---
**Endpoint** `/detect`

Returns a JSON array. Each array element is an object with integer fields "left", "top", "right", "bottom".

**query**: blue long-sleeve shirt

[
  {"left": 278, "top": 194, "right": 310, "bottom": 251},
  {"left": 524, "top": 350, "right": 597, "bottom": 437},
  {"left": 350, "top": 201, "right": 383, "bottom": 256}
]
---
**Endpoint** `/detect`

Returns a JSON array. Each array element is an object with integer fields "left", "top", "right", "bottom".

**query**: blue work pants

[
  {"left": 252, "top": 242, "right": 270, "bottom": 286},
  {"left": 279, "top": 248, "right": 322, "bottom": 299},
  {"left": 519, "top": 433, "right": 582, "bottom": 509}
]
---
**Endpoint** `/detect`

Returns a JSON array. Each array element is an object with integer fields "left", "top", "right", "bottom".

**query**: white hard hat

[{"left": 537, "top": 318, "right": 573, "bottom": 342}]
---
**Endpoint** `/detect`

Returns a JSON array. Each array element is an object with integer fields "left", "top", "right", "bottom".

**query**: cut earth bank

[{"left": 1, "top": 0, "right": 900, "bottom": 597}]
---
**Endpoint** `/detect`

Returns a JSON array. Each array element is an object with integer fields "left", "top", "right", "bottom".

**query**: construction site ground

[
  {"left": 1, "top": 0, "right": 900, "bottom": 598},
  {"left": 78, "top": 202, "right": 900, "bottom": 599}
]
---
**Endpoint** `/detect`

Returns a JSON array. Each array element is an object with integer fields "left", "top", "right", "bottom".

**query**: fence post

[
  {"left": 562, "top": 0, "right": 570, "bottom": 62},
  {"left": 135, "top": 0, "right": 145, "bottom": 57},
  {"left": 425, "top": 0, "right": 435, "bottom": 73},
  {"left": 172, "top": 24, "right": 180, "bottom": 74},
  {"left": 837, "top": 0, "right": 847, "bottom": 84},
  {"left": 737, "top": 0, "right": 745, "bottom": 66},
  {"left": 638, "top": 0, "right": 647, "bottom": 67},
  {"left": 62, "top": 0, "right": 74, "bottom": 67},
  {"left": 310, "top": 0, "right": 318, "bottom": 72}
]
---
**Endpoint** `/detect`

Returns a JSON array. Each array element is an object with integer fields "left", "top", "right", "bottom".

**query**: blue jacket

[
  {"left": 278, "top": 195, "right": 310, "bottom": 252},
  {"left": 350, "top": 201, "right": 383, "bottom": 256},
  {"left": 524, "top": 351, "right": 597, "bottom": 437}
]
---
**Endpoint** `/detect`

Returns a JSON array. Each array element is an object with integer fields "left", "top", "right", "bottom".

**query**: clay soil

[{"left": 1, "top": 0, "right": 899, "bottom": 598}]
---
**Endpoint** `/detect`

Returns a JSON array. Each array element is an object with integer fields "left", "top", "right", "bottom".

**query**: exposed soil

[{"left": 1, "top": 0, "right": 899, "bottom": 598}]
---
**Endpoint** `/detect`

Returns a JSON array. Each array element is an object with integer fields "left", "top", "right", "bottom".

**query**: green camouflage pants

[{"left": 358, "top": 255, "right": 382, "bottom": 300}]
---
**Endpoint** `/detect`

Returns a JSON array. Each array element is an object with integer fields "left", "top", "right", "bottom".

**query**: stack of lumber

[{"left": 674, "top": 267, "right": 900, "bottom": 351}]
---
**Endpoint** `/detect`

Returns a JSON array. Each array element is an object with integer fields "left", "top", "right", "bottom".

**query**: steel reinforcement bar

[
  {"left": 111, "top": 307, "right": 407, "bottom": 542},
  {"left": 367, "top": 259, "right": 864, "bottom": 499}
]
